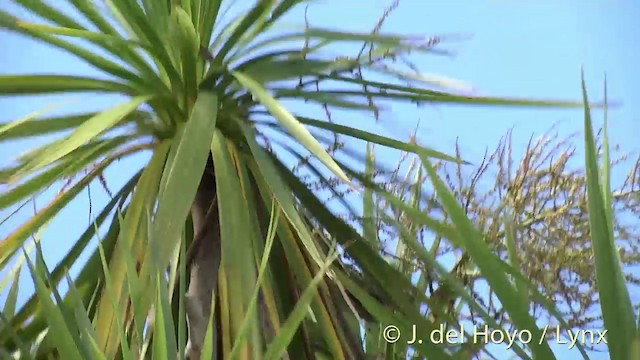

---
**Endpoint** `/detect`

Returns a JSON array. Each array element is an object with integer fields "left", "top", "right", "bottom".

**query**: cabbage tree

[{"left": 0, "top": 1, "right": 602, "bottom": 359}]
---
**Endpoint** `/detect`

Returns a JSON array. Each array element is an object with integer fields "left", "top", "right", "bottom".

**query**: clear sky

[{"left": 1, "top": 1, "right": 639, "bottom": 359}]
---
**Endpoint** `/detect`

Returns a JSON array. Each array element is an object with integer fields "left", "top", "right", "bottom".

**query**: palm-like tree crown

[{"left": 0, "top": 1, "right": 613, "bottom": 359}]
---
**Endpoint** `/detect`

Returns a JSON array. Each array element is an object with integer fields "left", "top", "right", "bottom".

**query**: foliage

[
  {"left": 0, "top": 0, "right": 639, "bottom": 359},
  {"left": 357, "top": 127, "right": 640, "bottom": 335}
]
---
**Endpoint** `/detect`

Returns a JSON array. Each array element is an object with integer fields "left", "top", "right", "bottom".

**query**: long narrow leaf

[
  {"left": 233, "top": 71, "right": 352, "bottom": 187},
  {"left": 581, "top": 71, "right": 635, "bottom": 359}
]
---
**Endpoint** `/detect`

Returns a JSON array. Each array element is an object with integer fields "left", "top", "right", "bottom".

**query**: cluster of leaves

[
  {"left": 307, "top": 123, "right": 640, "bottom": 357},
  {"left": 0, "top": 0, "right": 639, "bottom": 359},
  {"left": 371, "top": 128, "right": 640, "bottom": 334},
  {"left": 307, "top": 112, "right": 640, "bottom": 340}
]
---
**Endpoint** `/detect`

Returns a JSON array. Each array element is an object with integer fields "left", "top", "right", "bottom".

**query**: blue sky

[{"left": 1, "top": 1, "right": 639, "bottom": 359}]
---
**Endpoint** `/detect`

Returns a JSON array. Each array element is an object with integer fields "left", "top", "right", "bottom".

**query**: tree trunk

[
  {"left": 185, "top": 154, "right": 222, "bottom": 360},
  {"left": 183, "top": 153, "right": 279, "bottom": 359}
]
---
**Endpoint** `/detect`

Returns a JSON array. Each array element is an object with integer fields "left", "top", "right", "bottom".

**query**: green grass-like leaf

[{"left": 581, "top": 71, "right": 636, "bottom": 360}]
